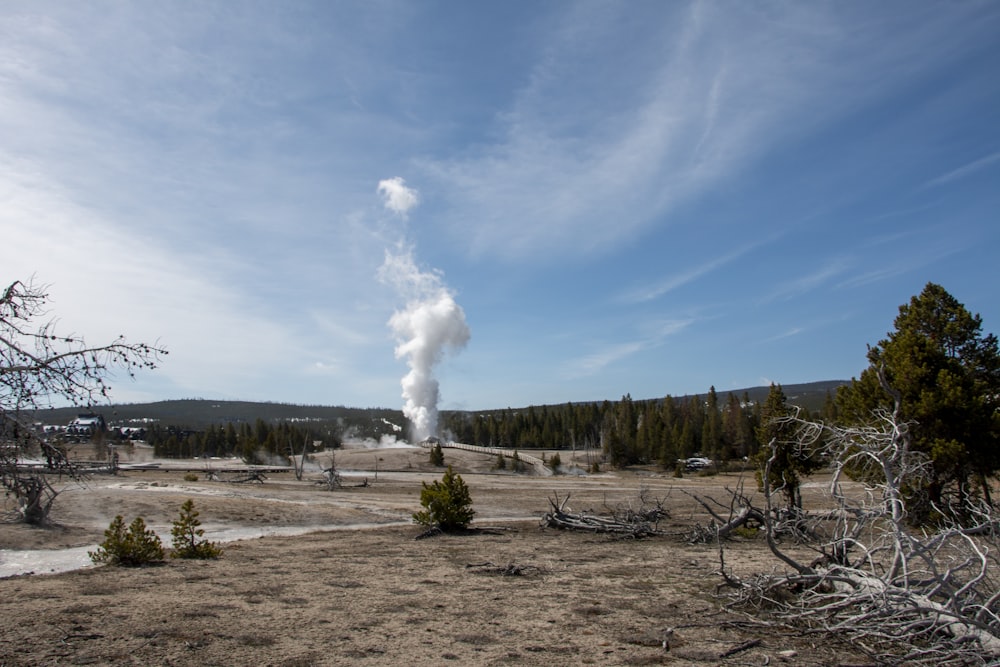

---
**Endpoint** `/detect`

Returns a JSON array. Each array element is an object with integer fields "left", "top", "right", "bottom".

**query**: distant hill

[
  {"left": 33, "top": 380, "right": 849, "bottom": 428},
  {"left": 34, "top": 400, "right": 405, "bottom": 430},
  {"left": 721, "top": 380, "right": 848, "bottom": 412},
  {"left": 461, "top": 380, "right": 849, "bottom": 416}
]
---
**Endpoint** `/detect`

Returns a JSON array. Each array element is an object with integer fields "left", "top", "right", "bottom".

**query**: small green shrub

[
  {"left": 732, "top": 525, "right": 760, "bottom": 539},
  {"left": 170, "top": 499, "right": 222, "bottom": 559},
  {"left": 548, "top": 452, "right": 562, "bottom": 473},
  {"left": 494, "top": 453, "right": 506, "bottom": 470},
  {"left": 89, "top": 515, "right": 165, "bottom": 566},
  {"left": 413, "top": 466, "right": 475, "bottom": 531},
  {"left": 183, "top": 473, "right": 198, "bottom": 482}
]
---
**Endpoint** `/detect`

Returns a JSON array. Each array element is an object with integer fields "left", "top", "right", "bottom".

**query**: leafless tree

[
  {"left": 1, "top": 278, "right": 165, "bottom": 524},
  {"left": 289, "top": 433, "right": 310, "bottom": 481},
  {"left": 719, "top": 373, "right": 1000, "bottom": 664},
  {"left": 319, "top": 450, "right": 342, "bottom": 490}
]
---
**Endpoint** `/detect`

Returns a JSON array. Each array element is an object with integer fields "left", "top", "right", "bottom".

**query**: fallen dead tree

[
  {"left": 540, "top": 491, "right": 667, "bottom": 538},
  {"left": 719, "top": 374, "right": 1000, "bottom": 665},
  {"left": 683, "top": 482, "right": 769, "bottom": 543},
  {"left": 227, "top": 470, "right": 268, "bottom": 484}
]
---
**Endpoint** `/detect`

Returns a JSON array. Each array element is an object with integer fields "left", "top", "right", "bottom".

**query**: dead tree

[
  {"left": 318, "top": 451, "right": 342, "bottom": 490},
  {"left": 1, "top": 279, "right": 164, "bottom": 524},
  {"left": 289, "top": 434, "right": 310, "bottom": 481},
  {"left": 683, "top": 481, "right": 767, "bottom": 543},
  {"left": 720, "top": 374, "right": 1000, "bottom": 664},
  {"left": 541, "top": 492, "right": 667, "bottom": 538},
  {"left": 229, "top": 470, "right": 268, "bottom": 484}
]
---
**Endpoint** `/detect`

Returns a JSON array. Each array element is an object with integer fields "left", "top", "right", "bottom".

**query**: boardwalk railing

[{"left": 421, "top": 441, "right": 552, "bottom": 476}]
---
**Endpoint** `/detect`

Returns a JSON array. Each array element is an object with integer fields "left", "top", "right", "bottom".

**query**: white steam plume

[
  {"left": 379, "top": 249, "right": 470, "bottom": 441},
  {"left": 377, "top": 177, "right": 420, "bottom": 218},
  {"left": 376, "top": 177, "right": 469, "bottom": 442}
]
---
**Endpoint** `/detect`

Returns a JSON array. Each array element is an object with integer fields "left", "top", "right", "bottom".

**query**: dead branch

[
  {"left": 719, "top": 638, "right": 761, "bottom": 658},
  {"left": 541, "top": 492, "right": 667, "bottom": 538},
  {"left": 719, "top": 388, "right": 1000, "bottom": 664},
  {"left": 684, "top": 488, "right": 767, "bottom": 543},
  {"left": 316, "top": 451, "right": 342, "bottom": 490},
  {"left": 465, "top": 561, "right": 543, "bottom": 577},
  {"left": 228, "top": 470, "right": 267, "bottom": 484}
]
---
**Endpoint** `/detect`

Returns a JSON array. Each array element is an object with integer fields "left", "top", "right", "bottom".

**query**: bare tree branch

[
  {"left": 1, "top": 278, "right": 165, "bottom": 524},
  {"left": 720, "top": 388, "right": 1000, "bottom": 664}
]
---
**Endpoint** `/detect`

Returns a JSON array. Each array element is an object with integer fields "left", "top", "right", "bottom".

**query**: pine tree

[
  {"left": 837, "top": 283, "right": 1000, "bottom": 519},
  {"left": 412, "top": 466, "right": 475, "bottom": 531},
  {"left": 428, "top": 442, "right": 445, "bottom": 466},
  {"left": 702, "top": 386, "right": 723, "bottom": 460},
  {"left": 170, "top": 499, "right": 222, "bottom": 559},
  {"left": 89, "top": 515, "right": 165, "bottom": 566},
  {"left": 755, "top": 383, "right": 821, "bottom": 511}
]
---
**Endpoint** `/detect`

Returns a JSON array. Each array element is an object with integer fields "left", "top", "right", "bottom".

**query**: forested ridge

[
  {"left": 442, "top": 383, "right": 844, "bottom": 467},
  {"left": 35, "top": 381, "right": 846, "bottom": 464}
]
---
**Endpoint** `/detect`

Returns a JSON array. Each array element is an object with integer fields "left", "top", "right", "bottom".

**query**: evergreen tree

[
  {"left": 89, "top": 515, "right": 165, "bottom": 567},
  {"left": 224, "top": 422, "right": 238, "bottom": 455},
  {"left": 837, "top": 283, "right": 1000, "bottom": 518},
  {"left": 413, "top": 466, "right": 475, "bottom": 531},
  {"left": 755, "top": 383, "right": 821, "bottom": 511},
  {"left": 428, "top": 442, "right": 445, "bottom": 466},
  {"left": 702, "top": 386, "right": 723, "bottom": 460},
  {"left": 170, "top": 499, "right": 222, "bottom": 559},
  {"left": 722, "top": 392, "right": 753, "bottom": 460}
]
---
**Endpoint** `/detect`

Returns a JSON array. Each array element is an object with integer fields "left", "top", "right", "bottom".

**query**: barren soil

[{"left": 0, "top": 447, "right": 873, "bottom": 666}]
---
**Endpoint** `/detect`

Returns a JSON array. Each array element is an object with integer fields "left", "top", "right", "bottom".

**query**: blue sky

[{"left": 3, "top": 1, "right": 999, "bottom": 413}]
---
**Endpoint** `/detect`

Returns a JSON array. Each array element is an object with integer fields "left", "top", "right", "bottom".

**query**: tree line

[
  {"left": 441, "top": 388, "right": 834, "bottom": 469},
  {"left": 450, "top": 282, "right": 999, "bottom": 524},
  {"left": 147, "top": 419, "right": 338, "bottom": 464}
]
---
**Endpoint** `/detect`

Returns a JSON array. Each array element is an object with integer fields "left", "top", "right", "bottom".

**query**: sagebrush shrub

[
  {"left": 89, "top": 515, "right": 164, "bottom": 566},
  {"left": 170, "top": 499, "right": 222, "bottom": 559},
  {"left": 413, "top": 466, "right": 474, "bottom": 531}
]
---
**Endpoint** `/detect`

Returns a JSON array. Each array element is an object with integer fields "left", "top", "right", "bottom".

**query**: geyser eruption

[
  {"left": 379, "top": 249, "right": 470, "bottom": 442},
  {"left": 376, "top": 176, "right": 470, "bottom": 442}
]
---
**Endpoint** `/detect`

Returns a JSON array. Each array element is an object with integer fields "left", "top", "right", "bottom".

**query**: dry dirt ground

[{"left": 0, "top": 447, "right": 876, "bottom": 666}]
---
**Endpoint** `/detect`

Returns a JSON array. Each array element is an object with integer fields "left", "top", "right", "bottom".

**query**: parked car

[{"left": 684, "top": 457, "right": 712, "bottom": 471}]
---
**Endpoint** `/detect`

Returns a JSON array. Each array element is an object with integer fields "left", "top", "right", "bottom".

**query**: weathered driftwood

[
  {"left": 721, "top": 375, "right": 1000, "bottom": 664},
  {"left": 540, "top": 492, "right": 666, "bottom": 538},
  {"left": 228, "top": 470, "right": 267, "bottom": 484}
]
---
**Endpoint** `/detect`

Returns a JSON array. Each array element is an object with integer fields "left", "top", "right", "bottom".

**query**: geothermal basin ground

[{"left": 0, "top": 444, "right": 871, "bottom": 666}]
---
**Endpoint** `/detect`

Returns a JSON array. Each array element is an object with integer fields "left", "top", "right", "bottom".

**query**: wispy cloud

[
  {"left": 836, "top": 244, "right": 967, "bottom": 290},
  {"left": 761, "top": 327, "right": 804, "bottom": 344},
  {"left": 622, "top": 243, "right": 761, "bottom": 303},
  {"left": 570, "top": 341, "right": 645, "bottom": 378},
  {"left": 923, "top": 151, "right": 1000, "bottom": 189},
  {"left": 564, "top": 318, "right": 693, "bottom": 378},
  {"left": 422, "top": 3, "right": 981, "bottom": 263},
  {"left": 761, "top": 258, "right": 853, "bottom": 303}
]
